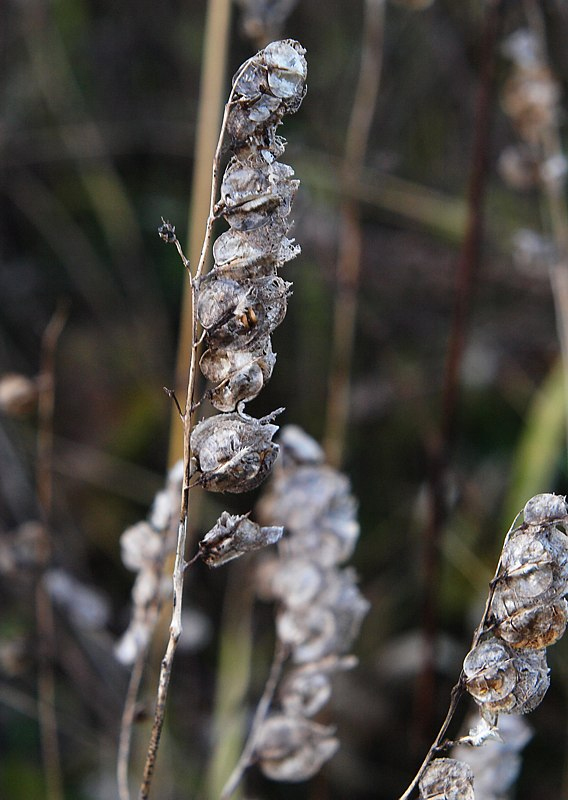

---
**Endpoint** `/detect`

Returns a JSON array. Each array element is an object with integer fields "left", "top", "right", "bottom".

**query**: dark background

[{"left": 2, "top": 0, "right": 568, "bottom": 797}]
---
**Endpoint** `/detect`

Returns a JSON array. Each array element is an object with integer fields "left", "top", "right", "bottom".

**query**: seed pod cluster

[
  {"left": 419, "top": 758, "right": 474, "bottom": 800},
  {"left": 197, "top": 510, "right": 283, "bottom": 567},
  {"left": 498, "top": 29, "right": 566, "bottom": 192},
  {"left": 115, "top": 461, "right": 183, "bottom": 664},
  {"left": 252, "top": 426, "right": 369, "bottom": 782},
  {"left": 463, "top": 493, "right": 568, "bottom": 720},
  {"left": 189, "top": 40, "right": 306, "bottom": 497},
  {"left": 451, "top": 712, "right": 532, "bottom": 800},
  {"left": 197, "top": 39, "right": 306, "bottom": 415}
]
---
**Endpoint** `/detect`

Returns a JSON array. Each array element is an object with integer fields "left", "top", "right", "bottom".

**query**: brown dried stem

[
  {"left": 117, "top": 648, "right": 147, "bottom": 800},
  {"left": 168, "top": 0, "right": 232, "bottom": 465},
  {"left": 219, "top": 639, "right": 288, "bottom": 799},
  {"left": 398, "top": 510, "right": 522, "bottom": 800},
  {"left": 323, "top": 0, "right": 385, "bottom": 468},
  {"left": 523, "top": 0, "right": 568, "bottom": 462},
  {"left": 415, "top": 0, "right": 504, "bottom": 743},
  {"left": 36, "top": 302, "right": 68, "bottom": 800},
  {"left": 137, "top": 56, "right": 259, "bottom": 800}
]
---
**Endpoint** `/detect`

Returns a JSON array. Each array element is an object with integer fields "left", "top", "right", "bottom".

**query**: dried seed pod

[
  {"left": 120, "top": 521, "right": 164, "bottom": 572},
  {"left": 216, "top": 160, "right": 298, "bottom": 231},
  {"left": 277, "top": 424, "right": 326, "bottom": 465},
  {"left": 228, "top": 39, "right": 307, "bottom": 142},
  {"left": 418, "top": 758, "right": 474, "bottom": 800},
  {"left": 212, "top": 219, "right": 300, "bottom": 279},
  {"left": 0, "top": 373, "right": 38, "bottom": 416},
  {"left": 280, "top": 670, "right": 331, "bottom": 718},
  {"left": 200, "top": 337, "right": 275, "bottom": 384},
  {"left": 276, "top": 568, "right": 369, "bottom": 663},
  {"left": 463, "top": 639, "right": 518, "bottom": 705},
  {"left": 464, "top": 639, "right": 550, "bottom": 716},
  {"left": 502, "top": 66, "right": 560, "bottom": 144},
  {"left": 200, "top": 339, "right": 276, "bottom": 411},
  {"left": 198, "top": 510, "right": 282, "bottom": 567},
  {"left": 263, "top": 39, "right": 308, "bottom": 101},
  {"left": 523, "top": 493, "right": 568, "bottom": 525},
  {"left": 279, "top": 655, "right": 356, "bottom": 718},
  {"left": 270, "top": 558, "right": 325, "bottom": 608},
  {"left": 493, "top": 526, "right": 568, "bottom": 610},
  {"left": 258, "top": 465, "right": 359, "bottom": 566},
  {"left": 494, "top": 598, "right": 568, "bottom": 650},
  {"left": 490, "top": 649, "right": 550, "bottom": 716},
  {"left": 190, "top": 411, "right": 279, "bottom": 493},
  {"left": 254, "top": 714, "right": 338, "bottom": 782},
  {"left": 198, "top": 275, "right": 290, "bottom": 350}
]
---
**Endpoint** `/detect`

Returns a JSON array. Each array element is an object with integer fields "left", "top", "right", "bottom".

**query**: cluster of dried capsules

[
  {"left": 115, "top": 462, "right": 183, "bottom": 664},
  {"left": 418, "top": 494, "right": 568, "bottom": 800},
  {"left": 498, "top": 29, "right": 565, "bottom": 193},
  {"left": 463, "top": 493, "right": 568, "bottom": 722},
  {"left": 190, "top": 39, "right": 307, "bottom": 495},
  {"left": 251, "top": 426, "right": 370, "bottom": 782}
]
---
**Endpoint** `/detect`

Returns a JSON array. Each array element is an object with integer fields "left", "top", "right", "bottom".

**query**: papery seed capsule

[
  {"left": 419, "top": 758, "right": 474, "bottom": 800},
  {"left": 217, "top": 161, "right": 298, "bottom": 231},
  {"left": 200, "top": 338, "right": 275, "bottom": 384},
  {"left": 494, "top": 598, "right": 568, "bottom": 650},
  {"left": 463, "top": 639, "right": 517, "bottom": 704},
  {"left": 280, "top": 669, "right": 332, "bottom": 718},
  {"left": 208, "top": 360, "right": 266, "bottom": 412},
  {"left": 523, "top": 493, "right": 568, "bottom": 524},
  {"left": 263, "top": 40, "right": 307, "bottom": 102},
  {"left": 494, "top": 527, "right": 568, "bottom": 607},
  {"left": 190, "top": 412, "right": 279, "bottom": 493},
  {"left": 464, "top": 639, "right": 550, "bottom": 716},
  {"left": 198, "top": 511, "right": 282, "bottom": 567},
  {"left": 0, "top": 373, "right": 38, "bottom": 416},
  {"left": 198, "top": 276, "right": 290, "bottom": 350},
  {"left": 255, "top": 714, "right": 338, "bottom": 782}
]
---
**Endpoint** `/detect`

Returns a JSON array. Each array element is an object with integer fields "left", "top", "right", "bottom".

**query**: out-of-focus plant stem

[
  {"left": 36, "top": 303, "right": 68, "bottom": 800},
  {"left": 206, "top": 563, "right": 257, "bottom": 800},
  {"left": 415, "top": 0, "right": 505, "bottom": 747},
  {"left": 522, "top": 0, "right": 568, "bottom": 466},
  {"left": 137, "top": 48, "right": 256, "bottom": 800},
  {"left": 323, "top": 0, "right": 385, "bottom": 469},
  {"left": 21, "top": 2, "right": 166, "bottom": 374},
  {"left": 168, "top": 0, "right": 232, "bottom": 466}
]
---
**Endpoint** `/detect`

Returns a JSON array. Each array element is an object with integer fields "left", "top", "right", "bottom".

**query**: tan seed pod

[
  {"left": 0, "top": 373, "right": 38, "bottom": 416},
  {"left": 200, "top": 338, "right": 275, "bottom": 384},
  {"left": 494, "top": 598, "right": 568, "bottom": 650},
  {"left": 418, "top": 757, "right": 474, "bottom": 800},
  {"left": 494, "top": 526, "right": 568, "bottom": 607},
  {"left": 198, "top": 511, "right": 282, "bottom": 567},
  {"left": 190, "top": 411, "right": 280, "bottom": 493},
  {"left": 523, "top": 493, "right": 568, "bottom": 524},
  {"left": 211, "top": 222, "right": 299, "bottom": 278},
  {"left": 280, "top": 669, "right": 332, "bottom": 718},
  {"left": 463, "top": 639, "right": 518, "bottom": 704},
  {"left": 255, "top": 714, "right": 338, "bottom": 782},
  {"left": 464, "top": 639, "right": 550, "bottom": 716},
  {"left": 198, "top": 275, "right": 290, "bottom": 350}
]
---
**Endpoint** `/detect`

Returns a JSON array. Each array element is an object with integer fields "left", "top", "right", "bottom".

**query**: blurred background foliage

[{"left": 2, "top": 0, "right": 568, "bottom": 798}]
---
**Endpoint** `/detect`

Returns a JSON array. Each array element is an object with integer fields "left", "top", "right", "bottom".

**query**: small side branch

[{"left": 219, "top": 640, "right": 288, "bottom": 800}]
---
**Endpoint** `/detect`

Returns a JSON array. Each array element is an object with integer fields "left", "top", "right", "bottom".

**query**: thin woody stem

[
  {"left": 137, "top": 56, "right": 257, "bottom": 800},
  {"left": 117, "top": 648, "right": 147, "bottom": 800},
  {"left": 36, "top": 302, "right": 68, "bottom": 800},
  {"left": 219, "top": 640, "right": 288, "bottom": 800},
  {"left": 397, "top": 510, "right": 522, "bottom": 800}
]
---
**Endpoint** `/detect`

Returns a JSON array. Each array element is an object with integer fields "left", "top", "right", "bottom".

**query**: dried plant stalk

[
  {"left": 399, "top": 493, "right": 568, "bottom": 799},
  {"left": 131, "top": 40, "right": 307, "bottom": 800}
]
